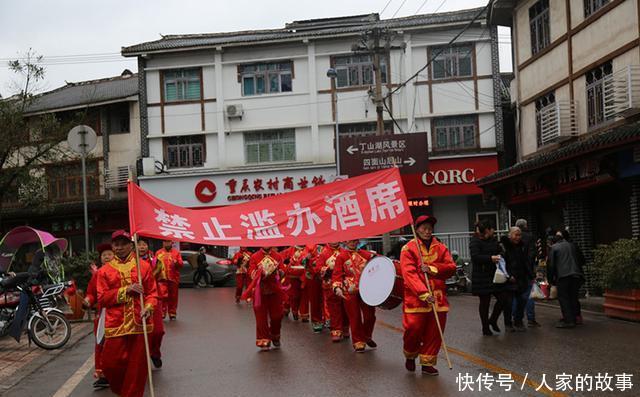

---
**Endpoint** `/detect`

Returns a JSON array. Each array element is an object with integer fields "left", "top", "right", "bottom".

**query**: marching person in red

[
  {"left": 400, "top": 215, "right": 456, "bottom": 375},
  {"left": 281, "top": 245, "right": 311, "bottom": 321},
  {"left": 332, "top": 240, "right": 376, "bottom": 352},
  {"left": 232, "top": 247, "right": 252, "bottom": 303},
  {"left": 316, "top": 242, "right": 350, "bottom": 342},
  {"left": 97, "top": 230, "right": 157, "bottom": 397},
  {"left": 307, "top": 244, "right": 325, "bottom": 332},
  {"left": 154, "top": 240, "right": 183, "bottom": 320},
  {"left": 243, "top": 247, "right": 285, "bottom": 350},
  {"left": 84, "top": 243, "right": 114, "bottom": 390},
  {"left": 138, "top": 238, "right": 167, "bottom": 369}
]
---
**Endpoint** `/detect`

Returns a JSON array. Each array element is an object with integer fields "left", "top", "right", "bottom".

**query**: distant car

[{"left": 179, "top": 251, "right": 236, "bottom": 287}]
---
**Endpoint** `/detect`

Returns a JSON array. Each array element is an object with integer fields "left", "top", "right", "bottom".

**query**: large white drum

[{"left": 359, "top": 256, "right": 403, "bottom": 310}]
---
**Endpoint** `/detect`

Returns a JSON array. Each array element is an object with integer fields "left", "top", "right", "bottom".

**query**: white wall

[{"left": 431, "top": 196, "right": 469, "bottom": 233}]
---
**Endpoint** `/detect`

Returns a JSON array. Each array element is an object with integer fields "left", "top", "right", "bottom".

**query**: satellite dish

[{"left": 67, "top": 125, "right": 98, "bottom": 155}]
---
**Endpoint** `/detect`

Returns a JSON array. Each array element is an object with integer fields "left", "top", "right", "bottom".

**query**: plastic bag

[
  {"left": 530, "top": 283, "right": 545, "bottom": 300},
  {"left": 493, "top": 257, "right": 508, "bottom": 284}
]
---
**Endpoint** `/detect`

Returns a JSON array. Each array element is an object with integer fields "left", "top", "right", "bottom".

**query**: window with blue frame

[
  {"left": 239, "top": 61, "right": 293, "bottom": 96},
  {"left": 163, "top": 69, "right": 201, "bottom": 102}
]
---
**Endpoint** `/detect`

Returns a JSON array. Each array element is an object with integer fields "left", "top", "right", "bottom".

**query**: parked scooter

[
  {"left": 0, "top": 272, "right": 72, "bottom": 349},
  {"left": 445, "top": 250, "right": 471, "bottom": 294}
]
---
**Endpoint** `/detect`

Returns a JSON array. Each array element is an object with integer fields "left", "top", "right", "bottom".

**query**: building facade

[
  {"left": 1, "top": 71, "right": 140, "bottom": 252},
  {"left": 123, "top": 8, "right": 506, "bottom": 235},
  {"left": 484, "top": 0, "right": 640, "bottom": 291}
]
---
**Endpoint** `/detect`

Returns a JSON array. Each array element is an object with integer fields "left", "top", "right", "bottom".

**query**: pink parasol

[{"left": 0, "top": 226, "right": 68, "bottom": 272}]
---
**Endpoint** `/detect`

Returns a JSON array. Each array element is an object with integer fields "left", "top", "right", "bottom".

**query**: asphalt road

[{"left": 4, "top": 288, "right": 639, "bottom": 397}]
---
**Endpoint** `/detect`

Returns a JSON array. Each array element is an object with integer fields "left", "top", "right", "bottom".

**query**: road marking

[
  {"left": 376, "top": 320, "right": 566, "bottom": 397},
  {"left": 51, "top": 353, "right": 95, "bottom": 397}
]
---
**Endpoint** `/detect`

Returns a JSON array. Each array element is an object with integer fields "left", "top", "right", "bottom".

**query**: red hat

[
  {"left": 111, "top": 230, "right": 131, "bottom": 242},
  {"left": 96, "top": 243, "right": 113, "bottom": 255},
  {"left": 415, "top": 215, "right": 437, "bottom": 228}
]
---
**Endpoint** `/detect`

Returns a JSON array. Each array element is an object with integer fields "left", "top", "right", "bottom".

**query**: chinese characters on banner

[{"left": 129, "top": 168, "right": 412, "bottom": 247}]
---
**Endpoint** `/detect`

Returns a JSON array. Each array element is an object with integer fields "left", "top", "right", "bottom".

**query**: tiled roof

[
  {"left": 478, "top": 123, "right": 640, "bottom": 186},
  {"left": 25, "top": 73, "right": 138, "bottom": 114},
  {"left": 121, "top": 7, "right": 487, "bottom": 55}
]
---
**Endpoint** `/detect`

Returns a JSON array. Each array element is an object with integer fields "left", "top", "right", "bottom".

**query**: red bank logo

[
  {"left": 422, "top": 168, "right": 475, "bottom": 186},
  {"left": 195, "top": 180, "right": 217, "bottom": 203}
]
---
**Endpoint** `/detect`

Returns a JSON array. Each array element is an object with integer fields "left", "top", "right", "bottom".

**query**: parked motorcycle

[
  {"left": 0, "top": 272, "right": 72, "bottom": 350},
  {"left": 445, "top": 262, "right": 471, "bottom": 294}
]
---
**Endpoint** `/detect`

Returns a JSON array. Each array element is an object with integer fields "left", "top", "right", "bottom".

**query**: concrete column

[
  {"left": 403, "top": 34, "right": 415, "bottom": 133},
  {"left": 215, "top": 50, "right": 226, "bottom": 169},
  {"left": 307, "top": 42, "right": 320, "bottom": 162}
]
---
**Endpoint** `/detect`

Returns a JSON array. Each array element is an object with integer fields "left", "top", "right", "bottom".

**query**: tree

[{"left": 0, "top": 50, "right": 79, "bottom": 224}]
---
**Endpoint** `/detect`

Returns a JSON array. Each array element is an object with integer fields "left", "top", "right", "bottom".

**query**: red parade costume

[
  {"left": 142, "top": 254, "right": 167, "bottom": 361},
  {"left": 332, "top": 248, "right": 375, "bottom": 349},
  {"left": 400, "top": 238, "right": 456, "bottom": 367},
  {"left": 232, "top": 248, "right": 251, "bottom": 302},
  {"left": 245, "top": 248, "right": 285, "bottom": 348},
  {"left": 281, "top": 246, "right": 311, "bottom": 320},
  {"left": 317, "top": 245, "right": 350, "bottom": 340},
  {"left": 154, "top": 247, "right": 183, "bottom": 318},
  {"left": 306, "top": 245, "right": 325, "bottom": 329},
  {"left": 85, "top": 270, "right": 104, "bottom": 379},
  {"left": 97, "top": 253, "right": 157, "bottom": 397}
]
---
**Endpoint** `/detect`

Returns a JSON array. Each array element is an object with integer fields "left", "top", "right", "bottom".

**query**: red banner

[{"left": 128, "top": 168, "right": 412, "bottom": 247}]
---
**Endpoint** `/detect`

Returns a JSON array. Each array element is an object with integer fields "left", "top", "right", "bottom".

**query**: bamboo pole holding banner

[
  {"left": 410, "top": 223, "right": 453, "bottom": 370},
  {"left": 133, "top": 233, "right": 156, "bottom": 397}
]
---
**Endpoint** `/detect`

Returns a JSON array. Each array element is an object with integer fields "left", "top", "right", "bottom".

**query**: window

[
  {"left": 535, "top": 92, "right": 556, "bottom": 146},
  {"left": 334, "top": 55, "right": 387, "bottom": 88},
  {"left": 339, "top": 122, "right": 393, "bottom": 137},
  {"left": 48, "top": 163, "right": 100, "bottom": 202},
  {"left": 163, "top": 69, "right": 201, "bottom": 102},
  {"left": 106, "top": 103, "right": 130, "bottom": 134},
  {"left": 244, "top": 130, "right": 296, "bottom": 164},
  {"left": 431, "top": 45, "right": 473, "bottom": 80},
  {"left": 165, "top": 135, "right": 205, "bottom": 168},
  {"left": 239, "top": 62, "right": 293, "bottom": 96},
  {"left": 584, "top": 0, "right": 610, "bottom": 17},
  {"left": 433, "top": 115, "right": 477, "bottom": 151},
  {"left": 586, "top": 61, "right": 613, "bottom": 128},
  {"left": 529, "top": 0, "right": 550, "bottom": 55}
]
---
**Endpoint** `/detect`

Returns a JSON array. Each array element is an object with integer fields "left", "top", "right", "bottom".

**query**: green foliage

[
  {"left": 592, "top": 239, "right": 640, "bottom": 290},
  {"left": 61, "top": 253, "right": 97, "bottom": 292}
]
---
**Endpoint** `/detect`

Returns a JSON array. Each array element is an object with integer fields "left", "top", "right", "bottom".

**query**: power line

[
  {"left": 391, "top": 0, "right": 409, "bottom": 18},
  {"left": 385, "top": 1, "right": 491, "bottom": 100},
  {"left": 380, "top": 0, "right": 395, "bottom": 15},
  {"left": 414, "top": 0, "right": 430, "bottom": 15},
  {"left": 433, "top": 0, "right": 448, "bottom": 13}
]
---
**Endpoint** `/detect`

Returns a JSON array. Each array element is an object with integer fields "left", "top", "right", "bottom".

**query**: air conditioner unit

[
  {"left": 226, "top": 104, "right": 244, "bottom": 118},
  {"left": 141, "top": 157, "right": 157, "bottom": 176}
]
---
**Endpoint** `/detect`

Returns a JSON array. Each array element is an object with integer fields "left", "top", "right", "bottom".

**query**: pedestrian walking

[
  {"left": 194, "top": 246, "right": 209, "bottom": 288},
  {"left": 316, "top": 242, "right": 349, "bottom": 341},
  {"left": 514, "top": 219, "right": 540, "bottom": 327},
  {"left": 400, "top": 215, "right": 456, "bottom": 375},
  {"left": 548, "top": 230, "right": 585, "bottom": 328},
  {"left": 470, "top": 220, "right": 510, "bottom": 336},
  {"left": 500, "top": 227, "right": 534, "bottom": 332},
  {"left": 232, "top": 247, "right": 252, "bottom": 303}
]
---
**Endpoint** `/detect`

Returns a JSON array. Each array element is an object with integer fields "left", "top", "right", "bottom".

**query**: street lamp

[{"left": 327, "top": 67, "right": 340, "bottom": 176}]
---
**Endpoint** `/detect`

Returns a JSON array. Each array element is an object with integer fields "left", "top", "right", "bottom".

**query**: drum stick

[
  {"left": 410, "top": 224, "right": 453, "bottom": 370},
  {"left": 133, "top": 234, "right": 156, "bottom": 397}
]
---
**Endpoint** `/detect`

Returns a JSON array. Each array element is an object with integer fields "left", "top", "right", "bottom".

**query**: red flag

[{"left": 128, "top": 168, "right": 412, "bottom": 247}]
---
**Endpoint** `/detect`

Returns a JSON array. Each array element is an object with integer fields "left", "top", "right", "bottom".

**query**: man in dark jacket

[
  {"left": 501, "top": 227, "right": 534, "bottom": 332},
  {"left": 514, "top": 219, "right": 540, "bottom": 327},
  {"left": 548, "top": 232, "right": 584, "bottom": 328}
]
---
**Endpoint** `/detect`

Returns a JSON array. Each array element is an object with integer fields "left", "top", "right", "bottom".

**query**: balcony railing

[
  {"left": 104, "top": 165, "right": 133, "bottom": 189},
  {"left": 603, "top": 65, "right": 640, "bottom": 119},
  {"left": 539, "top": 100, "right": 578, "bottom": 146}
]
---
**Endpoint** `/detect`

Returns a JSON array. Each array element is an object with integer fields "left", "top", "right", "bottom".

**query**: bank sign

[
  {"left": 139, "top": 166, "right": 338, "bottom": 208},
  {"left": 401, "top": 155, "right": 498, "bottom": 198}
]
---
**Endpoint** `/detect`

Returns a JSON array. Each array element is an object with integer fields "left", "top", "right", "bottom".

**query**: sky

[{"left": 0, "top": 0, "right": 512, "bottom": 96}]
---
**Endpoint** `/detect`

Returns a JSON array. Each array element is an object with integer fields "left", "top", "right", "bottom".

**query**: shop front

[{"left": 401, "top": 154, "right": 501, "bottom": 234}]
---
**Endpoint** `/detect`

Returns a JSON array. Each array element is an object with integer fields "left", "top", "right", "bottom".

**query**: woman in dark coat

[
  {"left": 500, "top": 227, "right": 534, "bottom": 332},
  {"left": 470, "top": 221, "right": 508, "bottom": 335}
]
